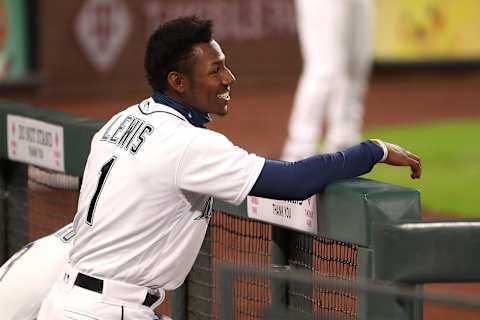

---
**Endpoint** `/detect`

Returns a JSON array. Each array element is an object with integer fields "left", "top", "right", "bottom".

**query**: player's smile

[{"left": 217, "top": 89, "right": 231, "bottom": 102}]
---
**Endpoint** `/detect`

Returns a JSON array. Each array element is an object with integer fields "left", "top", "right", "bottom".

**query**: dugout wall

[{"left": 1, "top": 100, "right": 479, "bottom": 319}]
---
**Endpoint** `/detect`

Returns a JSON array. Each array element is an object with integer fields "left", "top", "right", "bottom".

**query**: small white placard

[
  {"left": 247, "top": 195, "right": 318, "bottom": 234},
  {"left": 7, "top": 115, "right": 65, "bottom": 172}
]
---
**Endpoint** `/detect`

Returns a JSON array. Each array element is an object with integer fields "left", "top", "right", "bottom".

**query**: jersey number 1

[{"left": 86, "top": 157, "right": 116, "bottom": 225}]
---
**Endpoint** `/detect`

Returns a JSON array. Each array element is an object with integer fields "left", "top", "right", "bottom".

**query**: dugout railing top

[
  {"left": 0, "top": 100, "right": 104, "bottom": 177},
  {"left": 1, "top": 100, "right": 480, "bottom": 320}
]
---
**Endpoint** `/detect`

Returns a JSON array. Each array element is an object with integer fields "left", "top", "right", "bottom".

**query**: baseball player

[
  {"left": 38, "top": 16, "right": 421, "bottom": 320},
  {"left": 0, "top": 224, "right": 74, "bottom": 320},
  {"left": 282, "top": 0, "right": 375, "bottom": 160}
]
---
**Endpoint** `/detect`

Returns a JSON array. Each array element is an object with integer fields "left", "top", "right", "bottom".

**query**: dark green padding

[
  {"left": 317, "top": 178, "right": 421, "bottom": 246},
  {"left": 373, "top": 221, "right": 480, "bottom": 283}
]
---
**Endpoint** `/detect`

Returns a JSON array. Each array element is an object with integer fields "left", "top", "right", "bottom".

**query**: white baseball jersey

[
  {"left": 71, "top": 98, "right": 265, "bottom": 290},
  {"left": 0, "top": 224, "right": 74, "bottom": 320}
]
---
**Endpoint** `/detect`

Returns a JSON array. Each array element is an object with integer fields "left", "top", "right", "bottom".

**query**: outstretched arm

[{"left": 249, "top": 140, "right": 421, "bottom": 200}]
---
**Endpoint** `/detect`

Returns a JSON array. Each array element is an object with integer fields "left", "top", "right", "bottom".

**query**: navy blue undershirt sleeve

[{"left": 249, "top": 140, "right": 384, "bottom": 200}]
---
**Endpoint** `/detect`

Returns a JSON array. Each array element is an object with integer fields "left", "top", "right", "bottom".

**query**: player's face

[{"left": 182, "top": 40, "right": 236, "bottom": 116}]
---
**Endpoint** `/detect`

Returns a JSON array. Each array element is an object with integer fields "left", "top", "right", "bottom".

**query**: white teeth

[{"left": 217, "top": 92, "right": 230, "bottom": 101}]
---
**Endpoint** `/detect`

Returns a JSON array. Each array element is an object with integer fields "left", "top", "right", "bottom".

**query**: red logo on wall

[{"left": 75, "top": 0, "right": 131, "bottom": 72}]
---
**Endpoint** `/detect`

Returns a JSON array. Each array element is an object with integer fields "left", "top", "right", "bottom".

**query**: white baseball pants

[
  {"left": 37, "top": 264, "right": 164, "bottom": 320},
  {"left": 282, "top": 0, "right": 374, "bottom": 160}
]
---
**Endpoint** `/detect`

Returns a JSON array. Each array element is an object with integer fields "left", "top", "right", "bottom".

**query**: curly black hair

[{"left": 145, "top": 16, "right": 213, "bottom": 93}]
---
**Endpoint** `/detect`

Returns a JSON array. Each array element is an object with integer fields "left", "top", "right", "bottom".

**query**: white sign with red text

[
  {"left": 7, "top": 115, "right": 65, "bottom": 172},
  {"left": 247, "top": 195, "right": 318, "bottom": 234}
]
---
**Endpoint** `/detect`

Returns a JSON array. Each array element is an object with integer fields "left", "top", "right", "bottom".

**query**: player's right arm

[
  {"left": 249, "top": 139, "right": 421, "bottom": 200},
  {"left": 177, "top": 132, "right": 420, "bottom": 203}
]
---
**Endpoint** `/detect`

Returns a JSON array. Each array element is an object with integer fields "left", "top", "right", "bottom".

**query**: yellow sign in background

[{"left": 375, "top": 0, "right": 480, "bottom": 62}]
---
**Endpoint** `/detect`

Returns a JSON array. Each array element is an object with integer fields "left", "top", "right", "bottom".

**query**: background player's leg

[
  {"left": 37, "top": 282, "right": 65, "bottom": 320},
  {"left": 0, "top": 230, "right": 72, "bottom": 320},
  {"left": 324, "top": 0, "right": 374, "bottom": 152},
  {"left": 282, "top": 0, "right": 349, "bottom": 160}
]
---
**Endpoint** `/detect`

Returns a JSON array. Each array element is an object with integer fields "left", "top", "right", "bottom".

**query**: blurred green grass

[{"left": 363, "top": 119, "right": 480, "bottom": 218}]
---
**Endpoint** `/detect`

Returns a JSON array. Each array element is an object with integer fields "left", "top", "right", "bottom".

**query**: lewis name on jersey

[{"left": 100, "top": 114, "right": 154, "bottom": 155}]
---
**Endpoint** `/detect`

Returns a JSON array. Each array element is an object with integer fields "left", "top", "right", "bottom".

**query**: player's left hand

[{"left": 382, "top": 142, "right": 422, "bottom": 179}]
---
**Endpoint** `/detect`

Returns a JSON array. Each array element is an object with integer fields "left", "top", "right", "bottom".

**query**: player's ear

[{"left": 167, "top": 71, "right": 187, "bottom": 94}]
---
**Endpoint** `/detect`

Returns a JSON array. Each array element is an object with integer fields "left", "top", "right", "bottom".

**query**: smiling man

[{"left": 37, "top": 16, "right": 421, "bottom": 320}]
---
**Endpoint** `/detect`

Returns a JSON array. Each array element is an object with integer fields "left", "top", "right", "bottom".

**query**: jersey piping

[{"left": 137, "top": 104, "right": 186, "bottom": 122}]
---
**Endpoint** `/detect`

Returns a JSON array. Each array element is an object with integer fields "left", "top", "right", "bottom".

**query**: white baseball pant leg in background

[
  {"left": 282, "top": 0, "right": 374, "bottom": 161},
  {"left": 0, "top": 228, "right": 72, "bottom": 320}
]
